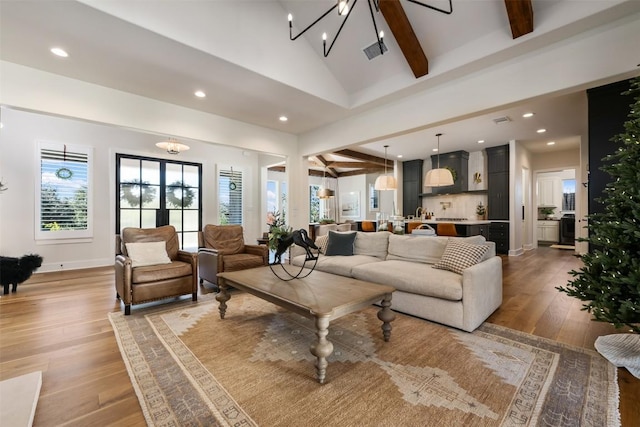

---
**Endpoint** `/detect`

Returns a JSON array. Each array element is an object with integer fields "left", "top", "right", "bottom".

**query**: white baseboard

[
  {"left": 508, "top": 248, "right": 524, "bottom": 256},
  {"left": 39, "top": 258, "right": 112, "bottom": 273}
]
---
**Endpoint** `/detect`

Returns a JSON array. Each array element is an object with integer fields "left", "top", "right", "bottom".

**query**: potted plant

[
  {"left": 476, "top": 202, "right": 486, "bottom": 220},
  {"left": 540, "top": 207, "right": 555, "bottom": 219}
]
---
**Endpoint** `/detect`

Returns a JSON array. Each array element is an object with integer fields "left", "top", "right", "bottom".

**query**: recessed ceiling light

[
  {"left": 397, "top": 154, "right": 403, "bottom": 158},
  {"left": 194, "top": 90, "right": 206, "bottom": 98},
  {"left": 547, "top": 141, "right": 556, "bottom": 146},
  {"left": 537, "top": 128, "right": 546, "bottom": 133},
  {"left": 279, "top": 116, "right": 288, "bottom": 122},
  {"left": 477, "top": 140, "right": 485, "bottom": 144},
  {"left": 432, "top": 148, "right": 438, "bottom": 152},
  {"left": 50, "top": 47, "right": 68, "bottom": 58},
  {"left": 522, "top": 112, "right": 534, "bottom": 118}
]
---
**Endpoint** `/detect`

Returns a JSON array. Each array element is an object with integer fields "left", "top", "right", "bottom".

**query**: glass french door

[{"left": 116, "top": 154, "right": 202, "bottom": 249}]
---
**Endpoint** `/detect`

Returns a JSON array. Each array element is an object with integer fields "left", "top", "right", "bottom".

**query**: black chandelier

[{"left": 288, "top": 0, "right": 453, "bottom": 58}]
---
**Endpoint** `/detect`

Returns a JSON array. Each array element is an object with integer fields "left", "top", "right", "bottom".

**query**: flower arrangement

[{"left": 267, "top": 210, "right": 292, "bottom": 251}]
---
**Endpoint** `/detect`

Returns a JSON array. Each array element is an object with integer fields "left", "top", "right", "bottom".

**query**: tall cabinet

[
  {"left": 486, "top": 145, "right": 510, "bottom": 254},
  {"left": 402, "top": 159, "right": 423, "bottom": 217}
]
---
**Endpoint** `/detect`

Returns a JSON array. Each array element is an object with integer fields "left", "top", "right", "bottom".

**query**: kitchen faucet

[{"left": 416, "top": 206, "right": 423, "bottom": 218}]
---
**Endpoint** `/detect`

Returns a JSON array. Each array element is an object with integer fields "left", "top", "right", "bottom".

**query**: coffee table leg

[
  {"left": 216, "top": 280, "right": 230, "bottom": 319},
  {"left": 377, "top": 293, "right": 395, "bottom": 342},
  {"left": 310, "top": 315, "right": 334, "bottom": 384}
]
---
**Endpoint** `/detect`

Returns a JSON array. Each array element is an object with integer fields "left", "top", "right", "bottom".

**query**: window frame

[
  {"left": 218, "top": 167, "right": 243, "bottom": 225},
  {"left": 35, "top": 141, "right": 93, "bottom": 241}
]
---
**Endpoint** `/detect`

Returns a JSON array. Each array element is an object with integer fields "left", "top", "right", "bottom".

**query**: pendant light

[
  {"left": 374, "top": 145, "right": 397, "bottom": 190},
  {"left": 156, "top": 138, "right": 190, "bottom": 155},
  {"left": 317, "top": 165, "right": 335, "bottom": 199},
  {"left": 424, "top": 133, "right": 454, "bottom": 187}
]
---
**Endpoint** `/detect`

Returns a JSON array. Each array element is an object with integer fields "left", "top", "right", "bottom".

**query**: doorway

[{"left": 116, "top": 154, "right": 202, "bottom": 249}]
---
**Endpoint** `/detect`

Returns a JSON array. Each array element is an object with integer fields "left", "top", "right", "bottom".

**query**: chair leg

[
  {"left": 192, "top": 292, "right": 197, "bottom": 301},
  {"left": 124, "top": 304, "right": 131, "bottom": 315}
]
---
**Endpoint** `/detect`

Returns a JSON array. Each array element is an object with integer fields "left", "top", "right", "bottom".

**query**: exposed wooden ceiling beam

[
  {"left": 379, "top": 0, "right": 429, "bottom": 78},
  {"left": 337, "top": 168, "right": 386, "bottom": 178},
  {"left": 315, "top": 154, "right": 338, "bottom": 178},
  {"left": 326, "top": 161, "right": 384, "bottom": 169},
  {"left": 504, "top": 0, "right": 533, "bottom": 39},
  {"left": 333, "top": 149, "right": 394, "bottom": 170}
]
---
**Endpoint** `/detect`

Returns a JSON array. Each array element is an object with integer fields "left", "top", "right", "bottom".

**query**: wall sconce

[{"left": 156, "top": 138, "right": 190, "bottom": 154}]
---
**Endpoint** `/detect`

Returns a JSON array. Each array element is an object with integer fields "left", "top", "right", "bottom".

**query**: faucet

[{"left": 416, "top": 206, "right": 423, "bottom": 219}]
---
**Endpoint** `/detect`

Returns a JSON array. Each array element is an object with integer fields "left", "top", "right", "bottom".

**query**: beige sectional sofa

[{"left": 291, "top": 231, "right": 502, "bottom": 332}]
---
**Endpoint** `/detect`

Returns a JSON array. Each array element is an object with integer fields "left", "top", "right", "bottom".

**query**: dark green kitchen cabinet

[
  {"left": 429, "top": 150, "right": 469, "bottom": 195},
  {"left": 486, "top": 145, "right": 509, "bottom": 220},
  {"left": 402, "top": 159, "right": 423, "bottom": 217}
]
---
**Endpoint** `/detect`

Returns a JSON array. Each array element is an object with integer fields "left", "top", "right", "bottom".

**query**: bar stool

[{"left": 436, "top": 223, "right": 458, "bottom": 237}]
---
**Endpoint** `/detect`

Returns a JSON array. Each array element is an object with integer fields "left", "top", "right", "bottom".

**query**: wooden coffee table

[{"left": 217, "top": 266, "right": 396, "bottom": 384}]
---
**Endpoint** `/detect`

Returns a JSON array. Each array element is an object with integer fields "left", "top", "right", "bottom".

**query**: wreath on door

[
  {"left": 166, "top": 181, "right": 195, "bottom": 209},
  {"left": 120, "top": 180, "right": 157, "bottom": 207}
]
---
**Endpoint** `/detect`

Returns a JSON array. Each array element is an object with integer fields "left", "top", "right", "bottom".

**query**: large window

[
  {"left": 310, "top": 185, "right": 320, "bottom": 222},
  {"left": 37, "top": 142, "right": 92, "bottom": 240},
  {"left": 219, "top": 168, "right": 242, "bottom": 224},
  {"left": 116, "top": 154, "right": 202, "bottom": 249}
]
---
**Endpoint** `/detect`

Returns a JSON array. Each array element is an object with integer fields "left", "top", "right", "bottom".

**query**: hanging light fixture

[
  {"left": 424, "top": 133, "right": 454, "bottom": 187},
  {"left": 287, "top": 0, "right": 452, "bottom": 58},
  {"left": 374, "top": 145, "right": 396, "bottom": 190},
  {"left": 156, "top": 138, "right": 190, "bottom": 155},
  {"left": 317, "top": 164, "right": 335, "bottom": 199}
]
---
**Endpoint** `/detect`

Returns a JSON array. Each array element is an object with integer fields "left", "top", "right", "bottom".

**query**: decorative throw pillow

[
  {"left": 314, "top": 234, "right": 330, "bottom": 254},
  {"left": 432, "top": 239, "right": 489, "bottom": 274},
  {"left": 125, "top": 241, "right": 172, "bottom": 267},
  {"left": 324, "top": 231, "right": 357, "bottom": 256}
]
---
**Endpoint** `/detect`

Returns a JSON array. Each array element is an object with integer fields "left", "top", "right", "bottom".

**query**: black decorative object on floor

[{"left": 0, "top": 254, "right": 43, "bottom": 294}]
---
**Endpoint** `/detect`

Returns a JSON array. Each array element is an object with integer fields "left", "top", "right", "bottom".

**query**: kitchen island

[{"left": 405, "top": 219, "right": 491, "bottom": 238}]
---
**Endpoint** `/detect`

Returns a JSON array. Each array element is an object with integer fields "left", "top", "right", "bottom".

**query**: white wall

[
  {"left": 513, "top": 141, "right": 534, "bottom": 255},
  {"left": 0, "top": 108, "right": 263, "bottom": 272}
]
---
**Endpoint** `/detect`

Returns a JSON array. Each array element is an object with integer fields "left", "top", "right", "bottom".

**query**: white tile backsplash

[{"left": 422, "top": 193, "right": 488, "bottom": 219}]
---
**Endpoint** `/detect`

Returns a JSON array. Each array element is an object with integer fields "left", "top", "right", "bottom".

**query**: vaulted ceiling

[{"left": 1, "top": 1, "right": 639, "bottom": 165}]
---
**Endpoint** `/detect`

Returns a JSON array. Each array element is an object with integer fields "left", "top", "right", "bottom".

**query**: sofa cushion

[
  {"left": 291, "top": 254, "right": 381, "bottom": 277},
  {"left": 325, "top": 230, "right": 357, "bottom": 256},
  {"left": 386, "top": 234, "right": 450, "bottom": 264},
  {"left": 433, "top": 239, "right": 490, "bottom": 274},
  {"left": 125, "top": 241, "right": 172, "bottom": 267},
  {"left": 354, "top": 231, "right": 389, "bottom": 259},
  {"left": 352, "top": 260, "right": 463, "bottom": 301},
  {"left": 314, "top": 234, "right": 329, "bottom": 254}
]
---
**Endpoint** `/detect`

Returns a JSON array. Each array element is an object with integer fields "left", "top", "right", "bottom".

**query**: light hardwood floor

[{"left": 1, "top": 246, "right": 638, "bottom": 426}]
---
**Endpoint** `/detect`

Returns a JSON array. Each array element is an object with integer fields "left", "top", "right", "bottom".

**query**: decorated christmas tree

[{"left": 557, "top": 77, "right": 640, "bottom": 334}]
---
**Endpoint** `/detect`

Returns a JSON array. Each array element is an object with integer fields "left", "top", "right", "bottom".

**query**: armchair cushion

[
  {"left": 202, "top": 224, "right": 245, "bottom": 255},
  {"left": 125, "top": 241, "right": 172, "bottom": 267},
  {"left": 222, "top": 253, "right": 268, "bottom": 272},
  {"left": 121, "top": 225, "right": 180, "bottom": 260},
  {"left": 131, "top": 261, "right": 195, "bottom": 284}
]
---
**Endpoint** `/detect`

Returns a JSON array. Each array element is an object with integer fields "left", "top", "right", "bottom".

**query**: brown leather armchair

[
  {"left": 115, "top": 225, "right": 198, "bottom": 315},
  {"left": 198, "top": 224, "right": 268, "bottom": 289}
]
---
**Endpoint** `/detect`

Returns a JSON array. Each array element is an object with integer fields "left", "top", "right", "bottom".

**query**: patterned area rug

[{"left": 109, "top": 293, "right": 620, "bottom": 427}]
